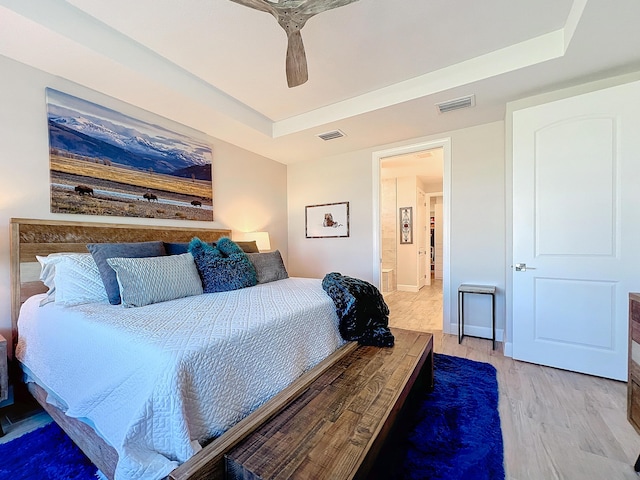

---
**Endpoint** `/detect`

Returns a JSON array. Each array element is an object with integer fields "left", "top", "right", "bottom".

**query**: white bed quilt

[{"left": 16, "top": 277, "right": 344, "bottom": 480}]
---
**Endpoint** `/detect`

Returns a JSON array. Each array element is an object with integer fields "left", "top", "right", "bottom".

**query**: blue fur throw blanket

[{"left": 322, "top": 272, "right": 394, "bottom": 347}]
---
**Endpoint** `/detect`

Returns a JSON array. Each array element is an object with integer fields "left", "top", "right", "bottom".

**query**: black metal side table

[{"left": 458, "top": 284, "right": 496, "bottom": 350}]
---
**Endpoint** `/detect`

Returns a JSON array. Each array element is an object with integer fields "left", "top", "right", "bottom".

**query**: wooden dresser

[{"left": 628, "top": 293, "right": 640, "bottom": 433}]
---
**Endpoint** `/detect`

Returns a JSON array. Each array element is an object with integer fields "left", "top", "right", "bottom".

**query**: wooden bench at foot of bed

[{"left": 223, "top": 328, "right": 434, "bottom": 480}]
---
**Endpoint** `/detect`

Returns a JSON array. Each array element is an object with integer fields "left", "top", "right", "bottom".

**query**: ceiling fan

[{"left": 230, "top": 0, "right": 360, "bottom": 88}]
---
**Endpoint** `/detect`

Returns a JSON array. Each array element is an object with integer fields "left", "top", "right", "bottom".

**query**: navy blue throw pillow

[
  {"left": 188, "top": 237, "right": 257, "bottom": 293},
  {"left": 164, "top": 241, "right": 215, "bottom": 255},
  {"left": 165, "top": 239, "right": 257, "bottom": 255}
]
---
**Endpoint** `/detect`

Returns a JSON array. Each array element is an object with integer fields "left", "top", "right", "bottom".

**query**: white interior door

[
  {"left": 417, "top": 189, "right": 429, "bottom": 287},
  {"left": 512, "top": 80, "right": 640, "bottom": 380}
]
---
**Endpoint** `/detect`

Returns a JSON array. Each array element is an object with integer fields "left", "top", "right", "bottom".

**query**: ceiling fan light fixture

[
  {"left": 435, "top": 94, "right": 476, "bottom": 114},
  {"left": 317, "top": 129, "right": 346, "bottom": 141}
]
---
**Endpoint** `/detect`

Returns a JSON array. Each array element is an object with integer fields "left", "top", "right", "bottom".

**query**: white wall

[
  {"left": 288, "top": 121, "right": 506, "bottom": 337},
  {"left": 380, "top": 178, "right": 396, "bottom": 291},
  {"left": 0, "top": 55, "right": 288, "bottom": 352},
  {"left": 423, "top": 182, "right": 443, "bottom": 194},
  {"left": 287, "top": 151, "right": 373, "bottom": 281}
]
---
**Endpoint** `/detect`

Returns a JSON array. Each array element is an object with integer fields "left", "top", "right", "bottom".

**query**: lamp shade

[{"left": 237, "top": 232, "right": 271, "bottom": 252}]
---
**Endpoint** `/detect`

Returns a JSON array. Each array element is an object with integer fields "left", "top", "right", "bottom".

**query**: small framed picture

[
  {"left": 399, "top": 206, "right": 413, "bottom": 244},
  {"left": 305, "top": 202, "right": 350, "bottom": 238}
]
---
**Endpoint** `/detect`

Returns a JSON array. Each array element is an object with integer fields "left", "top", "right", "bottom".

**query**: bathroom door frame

[{"left": 372, "top": 138, "right": 452, "bottom": 333}]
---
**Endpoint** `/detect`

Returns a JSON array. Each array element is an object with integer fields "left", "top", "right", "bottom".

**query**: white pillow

[
  {"left": 36, "top": 253, "right": 106, "bottom": 306},
  {"left": 107, "top": 253, "right": 203, "bottom": 308},
  {"left": 54, "top": 254, "right": 109, "bottom": 306},
  {"left": 36, "top": 254, "right": 63, "bottom": 305}
]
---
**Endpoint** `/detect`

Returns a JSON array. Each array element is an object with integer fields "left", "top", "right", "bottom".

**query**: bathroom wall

[{"left": 380, "top": 178, "right": 397, "bottom": 292}]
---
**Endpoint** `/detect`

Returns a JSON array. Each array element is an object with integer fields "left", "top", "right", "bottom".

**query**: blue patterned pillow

[
  {"left": 188, "top": 237, "right": 257, "bottom": 293},
  {"left": 215, "top": 237, "right": 244, "bottom": 256}
]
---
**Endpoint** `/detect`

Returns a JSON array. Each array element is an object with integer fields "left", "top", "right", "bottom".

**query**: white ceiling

[
  {"left": 381, "top": 148, "right": 444, "bottom": 187},
  {"left": 1, "top": 0, "right": 640, "bottom": 165}
]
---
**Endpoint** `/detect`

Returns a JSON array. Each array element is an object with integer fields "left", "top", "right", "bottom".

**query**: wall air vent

[
  {"left": 317, "top": 129, "right": 346, "bottom": 141},
  {"left": 436, "top": 94, "right": 476, "bottom": 114}
]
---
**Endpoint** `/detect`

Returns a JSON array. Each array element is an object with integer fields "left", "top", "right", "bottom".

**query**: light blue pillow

[
  {"left": 106, "top": 253, "right": 203, "bottom": 307},
  {"left": 87, "top": 241, "right": 166, "bottom": 305}
]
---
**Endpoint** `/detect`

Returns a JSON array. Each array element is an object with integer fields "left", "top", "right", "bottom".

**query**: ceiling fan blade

[
  {"left": 228, "top": 0, "right": 274, "bottom": 14},
  {"left": 286, "top": 30, "right": 308, "bottom": 87},
  {"left": 295, "top": 0, "right": 360, "bottom": 16},
  {"left": 231, "top": 0, "right": 359, "bottom": 87}
]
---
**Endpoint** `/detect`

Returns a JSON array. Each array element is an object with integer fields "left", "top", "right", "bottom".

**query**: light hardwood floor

[
  {"left": 2, "top": 283, "right": 640, "bottom": 479},
  {"left": 385, "top": 281, "right": 640, "bottom": 480}
]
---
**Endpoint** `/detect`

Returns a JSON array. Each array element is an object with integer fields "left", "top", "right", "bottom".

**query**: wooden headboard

[{"left": 9, "top": 218, "right": 231, "bottom": 352}]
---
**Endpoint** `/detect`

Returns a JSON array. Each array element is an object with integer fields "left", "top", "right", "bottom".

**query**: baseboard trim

[
  {"left": 397, "top": 284, "right": 419, "bottom": 293},
  {"left": 504, "top": 342, "right": 513, "bottom": 357},
  {"left": 447, "top": 323, "right": 504, "bottom": 343}
]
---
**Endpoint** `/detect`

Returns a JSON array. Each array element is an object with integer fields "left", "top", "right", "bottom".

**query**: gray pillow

[
  {"left": 235, "top": 240, "right": 259, "bottom": 253},
  {"left": 87, "top": 241, "right": 166, "bottom": 305},
  {"left": 107, "top": 253, "right": 203, "bottom": 307},
  {"left": 247, "top": 250, "right": 289, "bottom": 284}
]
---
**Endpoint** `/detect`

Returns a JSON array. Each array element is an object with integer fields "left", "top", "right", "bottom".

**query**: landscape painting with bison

[{"left": 46, "top": 88, "right": 213, "bottom": 221}]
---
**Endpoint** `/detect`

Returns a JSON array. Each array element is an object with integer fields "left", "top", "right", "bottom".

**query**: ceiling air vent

[
  {"left": 317, "top": 129, "right": 346, "bottom": 141},
  {"left": 436, "top": 94, "right": 476, "bottom": 114}
]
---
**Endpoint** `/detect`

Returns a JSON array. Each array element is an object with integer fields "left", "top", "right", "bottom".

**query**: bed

[{"left": 10, "top": 218, "right": 356, "bottom": 480}]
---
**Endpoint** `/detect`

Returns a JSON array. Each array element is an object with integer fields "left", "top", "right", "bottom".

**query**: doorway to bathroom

[{"left": 373, "top": 139, "right": 450, "bottom": 333}]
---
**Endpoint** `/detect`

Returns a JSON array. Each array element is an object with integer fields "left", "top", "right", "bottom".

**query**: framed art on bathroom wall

[{"left": 399, "top": 206, "right": 413, "bottom": 244}]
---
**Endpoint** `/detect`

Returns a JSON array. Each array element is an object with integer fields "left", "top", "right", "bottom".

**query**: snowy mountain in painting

[{"left": 46, "top": 96, "right": 212, "bottom": 179}]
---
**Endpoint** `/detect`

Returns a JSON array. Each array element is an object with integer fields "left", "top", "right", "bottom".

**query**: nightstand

[{"left": 0, "top": 334, "right": 7, "bottom": 436}]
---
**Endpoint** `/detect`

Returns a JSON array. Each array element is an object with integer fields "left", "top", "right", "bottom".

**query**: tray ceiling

[{"left": 1, "top": 0, "right": 640, "bottom": 164}]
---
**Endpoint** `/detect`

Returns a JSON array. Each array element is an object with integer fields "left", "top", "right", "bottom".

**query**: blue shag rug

[
  {"left": 375, "top": 353, "right": 505, "bottom": 480},
  {"left": 0, "top": 354, "right": 503, "bottom": 480},
  {"left": 0, "top": 421, "right": 97, "bottom": 480}
]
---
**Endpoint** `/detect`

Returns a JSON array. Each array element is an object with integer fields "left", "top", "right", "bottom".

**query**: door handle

[{"left": 513, "top": 263, "right": 536, "bottom": 272}]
